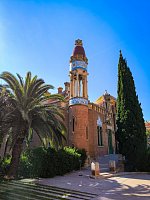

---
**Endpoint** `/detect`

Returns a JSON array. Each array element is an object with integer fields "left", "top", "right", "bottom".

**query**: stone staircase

[
  {"left": 99, "top": 154, "right": 123, "bottom": 173},
  {"left": 0, "top": 180, "right": 98, "bottom": 200}
]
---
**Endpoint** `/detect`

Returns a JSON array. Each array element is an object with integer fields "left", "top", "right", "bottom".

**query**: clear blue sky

[{"left": 0, "top": 0, "right": 150, "bottom": 120}]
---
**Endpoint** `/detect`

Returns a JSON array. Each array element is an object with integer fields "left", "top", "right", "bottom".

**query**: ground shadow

[{"left": 94, "top": 174, "right": 150, "bottom": 200}]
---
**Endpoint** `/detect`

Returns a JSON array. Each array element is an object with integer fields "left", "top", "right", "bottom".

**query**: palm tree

[
  {"left": 0, "top": 71, "right": 66, "bottom": 179},
  {"left": 0, "top": 90, "right": 5, "bottom": 147}
]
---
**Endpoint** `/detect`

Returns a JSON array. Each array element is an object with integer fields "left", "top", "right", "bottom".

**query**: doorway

[{"left": 108, "top": 129, "right": 113, "bottom": 154}]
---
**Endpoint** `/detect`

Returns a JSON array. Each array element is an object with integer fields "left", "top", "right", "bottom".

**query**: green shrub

[
  {"left": 125, "top": 147, "right": 150, "bottom": 172},
  {"left": 141, "top": 148, "right": 150, "bottom": 172},
  {"left": 76, "top": 148, "right": 87, "bottom": 167},
  {"left": 18, "top": 146, "right": 87, "bottom": 178},
  {"left": 55, "top": 147, "right": 80, "bottom": 175},
  {"left": 18, "top": 151, "right": 32, "bottom": 178},
  {"left": 42, "top": 147, "right": 57, "bottom": 178},
  {"left": 18, "top": 147, "right": 57, "bottom": 178},
  {"left": 0, "top": 155, "right": 11, "bottom": 175}
]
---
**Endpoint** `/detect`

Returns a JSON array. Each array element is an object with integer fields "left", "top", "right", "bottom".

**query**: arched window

[
  {"left": 97, "top": 126, "right": 103, "bottom": 146},
  {"left": 97, "top": 116, "right": 103, "bottom": 146}
]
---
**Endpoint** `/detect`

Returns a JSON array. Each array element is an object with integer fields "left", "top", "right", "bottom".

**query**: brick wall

[
  {"left": 68, "top": 103, "right": 116, "bottom": 160},
  {"left": 88, "top": 109, "right": 108, "bottom": 159},
  {"left": 68, "top": 104, "right": 89, "bottom": 151}
]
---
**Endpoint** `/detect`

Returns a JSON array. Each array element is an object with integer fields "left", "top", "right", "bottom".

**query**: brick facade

[{"left": 63, "top": 39, "right": 117, "bottom": 160}]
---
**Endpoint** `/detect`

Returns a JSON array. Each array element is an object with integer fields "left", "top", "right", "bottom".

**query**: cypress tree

[{"left": 116, "top": 51, "right": 147, "bottom": 170}]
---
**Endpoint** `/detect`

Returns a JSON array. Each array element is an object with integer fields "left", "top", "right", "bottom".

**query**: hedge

[{"left": 17, "top": 147, "right": 87, "bottom": 178}]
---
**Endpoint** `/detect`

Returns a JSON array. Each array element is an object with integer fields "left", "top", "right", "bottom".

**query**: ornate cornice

[
  {"left": 69, "top": 97, "right": 88, "bottom": 106},
  {"left": 70, "top": 55, "right": 88, "bottom": 64}
]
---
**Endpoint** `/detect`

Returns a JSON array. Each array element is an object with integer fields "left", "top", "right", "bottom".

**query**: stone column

[
  {"left": 73, "top": 76, "right": 75, "bottom": 97},
  {"left": 70, "top": 79, "right": 73, "bottom": 97},
  {"left": 79, "top": 75, "right": 81, "bottom": 97},
  {"left": 76, "top": 73, "right": 79, "bottom": 97},
  {"left": 82, "top": 76, "right": 85, "bottom": 97},
  {"left": 84, "top": 77, "right": 88, "bottom": 98}
]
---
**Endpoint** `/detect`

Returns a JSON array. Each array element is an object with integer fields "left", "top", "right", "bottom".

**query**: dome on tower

[
  {"left": 70, "top": 39, "right": 88, "bottom": 64},
  {"left": 72, "top": 39, "right": 86, "bottom": 57}
]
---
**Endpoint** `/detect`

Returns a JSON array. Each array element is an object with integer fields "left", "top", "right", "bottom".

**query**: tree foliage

[
  {"left": 116, "top": 51, "right": 147, "bottom": 170},
  {"left": 146, "top": 129, "right": 150, "bottom": 136},
  {"left": 1, "top": 147, "right": 87, "bottom": 178},
  {"left": 0, "top": 85, "right": 12, "bottom": 148},
  {"left": 0, "top": 71, "right": 66, "bottom": 178}
]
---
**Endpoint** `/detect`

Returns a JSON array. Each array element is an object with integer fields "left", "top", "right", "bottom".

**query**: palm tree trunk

[
  {"left": 3, "top": 136, "right": 9, "bottom": 158},
  {"left": 6, "top": 136, "right": 25, "bottom": 179}
]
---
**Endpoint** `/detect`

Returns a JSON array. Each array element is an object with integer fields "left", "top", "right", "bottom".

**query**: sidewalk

[{"left": 34, "top": 168, "right": 150, "bottom": 200}]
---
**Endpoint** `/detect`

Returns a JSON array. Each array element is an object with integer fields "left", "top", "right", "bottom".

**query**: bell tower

[
  {"left": 69, "top": 39, "right": 88, "bottom": 105},
  {"left": 69, "top": 39, "right": 89, "bottom": 152}
]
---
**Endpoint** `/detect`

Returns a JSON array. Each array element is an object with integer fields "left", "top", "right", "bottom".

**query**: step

[
  {"left": 13, "top": 180, "right": 97, "bottom": 198},
  {"left": 100, "top": 168, "right": 110, "bottom": 173},
  {"left": 0, "top": 183, "right": 60, "bottom": 200},
  {"left": 0, "top": 180, "right": 98, "bottom": 200},
  {"left": 99, "top": 163, "right": 109, "bottom": 166},
  {"left": 99, "top": 154, "right": 121, "bottom": 163},
  {"left": 99, "top": 161, "right": 110, "bottom": 165}
]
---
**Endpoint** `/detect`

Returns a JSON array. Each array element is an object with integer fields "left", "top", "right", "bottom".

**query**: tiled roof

[{"left": 72, "top": 45, "right": 86, "bottom": 57}]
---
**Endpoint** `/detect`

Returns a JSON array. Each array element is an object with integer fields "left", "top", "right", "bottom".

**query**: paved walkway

[{"left": 34, "top": 168, "right": 150, "bottom": 200}]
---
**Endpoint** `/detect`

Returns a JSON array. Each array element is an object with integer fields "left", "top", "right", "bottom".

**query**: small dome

[
  {"left": 70, "top": 39, "right": 88, "bottom": 64},
  {"left": 72, "top": 45, "right": 86, "bottom": 57}
]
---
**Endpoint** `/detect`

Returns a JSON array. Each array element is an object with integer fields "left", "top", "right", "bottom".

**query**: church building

[
  {"left": 57, "top": 39, "right": 117, "bottom": 160},
  {"left": 0, "top": 39, "right": 117, "bottom": 160}
]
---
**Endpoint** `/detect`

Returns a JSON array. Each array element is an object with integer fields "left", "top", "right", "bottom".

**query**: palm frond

[
  {"left": 0, "top": 72, "right": 23, "bottom": 98},
  {"left": 24, "top": 72, "right": 32, "bottom": 94},
  {"left": 27, "top": 78, "right": 45, "bottom": 97},
  {"left": 17, "top": 74, "right": 24, "bottom": 88}
]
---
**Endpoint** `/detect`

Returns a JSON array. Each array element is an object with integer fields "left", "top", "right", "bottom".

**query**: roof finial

[
  {"left": 119, "top": 50, "right": 123, "bottom": 58},
  {"left": 104, "top": 90, "right": 108, "bottom": 95},
  {"left": 75, "top": 39, "right": 83, "bottom": 46}
]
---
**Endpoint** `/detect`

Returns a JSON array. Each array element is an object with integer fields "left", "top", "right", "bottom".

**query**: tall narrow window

[
  {"left": 86, "top": 126, "right": 88, "bottom": 140},
  {"left": 97, "top": 126, "right": 103, "bottom": 146},
  {"left": 105, "top": 102, "right": 107, "bottom": 109},
  {"left": 72, "top": 117, "right": 75, "bottom": 132}
]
